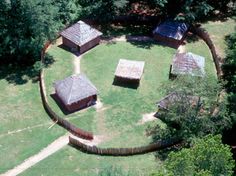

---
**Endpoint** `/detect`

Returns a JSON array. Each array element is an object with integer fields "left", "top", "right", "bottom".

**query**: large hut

[
  {"left": 54, "top": 74, "right": 98, "bottom": 112},
  {"left": 114, "top": 59, "right": 145, "bottom": 85},
  {"left": 60, "top": 21, "right": 103, "bottom": 53},
  {"left": 153, "top": 20, "right": 189, "bottom": 48},
  {"left": 169, "top": 52, "right": 205, "bottom": 79}
]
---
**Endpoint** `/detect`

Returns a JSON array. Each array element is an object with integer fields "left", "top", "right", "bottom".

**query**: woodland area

[
  {"left": 0, "top": 0, "right": 236, "bottom": 175},
  {"left": 1, "top": 0, "right": 235, "bottom": 64}
]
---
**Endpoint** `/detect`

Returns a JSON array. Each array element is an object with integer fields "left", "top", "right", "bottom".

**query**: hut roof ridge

[
  {"left": 60, "top": 20, "right": 103, "bottom": 46},
  {"left": 54, "top": 74, "right": 98, "bottom": 105}
]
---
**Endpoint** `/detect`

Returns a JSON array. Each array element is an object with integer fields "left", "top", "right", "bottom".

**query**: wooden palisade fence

[
  {"left": 69, "top": 136, "right": 182, "bottom": 156},
  {"left": 190, "top": 25, "right": 223, "bottom": 78},
  {"left": 39, "top": 41, "right": 94, "bottom": 140}
]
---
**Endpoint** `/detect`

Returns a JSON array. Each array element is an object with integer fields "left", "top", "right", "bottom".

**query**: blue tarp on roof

[{"left": 153, "top": 21, "right": 189, "bottom": 40}]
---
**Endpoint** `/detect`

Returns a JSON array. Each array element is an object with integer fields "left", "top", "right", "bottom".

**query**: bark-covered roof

[
  {"left": 156, "top": 92, "right": 200, "bottom": 110},
  {"left": 171, "top": 52, "right": 205, "bottom": 77},
  {"left": 54, "top": 74, "right": 97, "bottom": 105},
  {"left": 60, "top": 21, "right": 102, "bottom": 46},
  {"left": 115, "top": 59, "right": 145, "bottom": 80},
  {"left": 153, "top": 20, "right": 189, "bottom": 40}
]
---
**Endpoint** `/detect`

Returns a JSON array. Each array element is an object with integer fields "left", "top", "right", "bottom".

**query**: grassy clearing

[
  {"left": 81, "top": 42, "right": 176, "bottom": 147},
  {"left": 1, "top": 18, "right": 232, "bottom": 176},
  {"left": 0, "top": 67, "right": 65, "bottom": 174},
  {"left": 202, "top": 18, "right": 236, "bottom": 58},
  {"left": 21, "top": 38, "right": 217, "bottom": 175},
  {"left": 20, "top": 41, "right": 176, "bottom": 176}
]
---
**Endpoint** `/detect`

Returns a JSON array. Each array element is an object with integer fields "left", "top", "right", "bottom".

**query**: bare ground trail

[
  {"left": 1, "top": 134, "right": 69, "bottom": 176},
  {"left": 1, "top": 134, "right": 102, "bottom": 176}
]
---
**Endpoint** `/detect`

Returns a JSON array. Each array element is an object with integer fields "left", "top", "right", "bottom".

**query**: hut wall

[
  {"left": 62, "top": 37, "right": 78, "bottom": 51},
  {"left": 79, "top": 36, "right": 100, "bottom": 53},
  {"left": 66, "top": 95, "right": 97, "bottom": 112},
  {"left": 169, "top": 64, "right": 177, "bottom": 80},
  {"left": 115, "top": 76, "right": 140, "bottom": 84},
  {"left": 153, "top": 34, "right": 182, "bottom": 49}
]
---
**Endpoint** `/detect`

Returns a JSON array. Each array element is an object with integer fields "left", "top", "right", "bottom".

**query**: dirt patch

[
  {"left": 101, "top": 35, "right": 154, "bottom": 44},
  {"left": 73, "top": 56, "right": 81, "bottom": 75},
  {"left": 137, "top": 112, "right": 157, "bottom": 125},
  {"left": 0, "top": 122, "right": 52, "bottom": 139},
  {"left": 93, "top": 98, "right": 104, "bottom": 112},
  {"left": 177, "top": 45, "right": 186, "bottom": 53},
  {"left": 70, "top": 134, "right": 105, "bottom": 146}
]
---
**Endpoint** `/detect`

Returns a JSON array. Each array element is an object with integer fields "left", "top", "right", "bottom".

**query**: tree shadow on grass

[
  {"left": 185, "top": 32, "right": 200, "bottom": 43},
  {"left": 126, "top": 39, "right": 158, "bottom": 49},
  {"left": 0, "top": 53, "right": 55, "bottom": 85},
  {"left": 101, "top": 23, "right": 154, "bottom": 37}
]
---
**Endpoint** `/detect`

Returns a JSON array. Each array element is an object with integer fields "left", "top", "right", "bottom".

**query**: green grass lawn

[
  {"left": 202, "top": 18, "right": 236, "bottom": 58},
  {"left": 20, "top": 37, "right": 217, "bottom": 175},
  {"left": 0, "top": 66, "right": 66, "bottom": 174}
]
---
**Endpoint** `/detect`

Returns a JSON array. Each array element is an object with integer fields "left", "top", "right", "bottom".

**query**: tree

[
  {"left": 80, "top": 0, "right": 128, "bottom": 21},
  {"left": 0, "top": 0, "right": 61, "bottom": 64},
  {"left": 223, "top": 28, "right": 236, "bottom": 121},
  {"left": 133, "top": 0, "right": 235, "bottom": 23},
  {"left": 148, "top": 76, "right": 232, "bottom": 144},
  {"left": 53, "top": 0, "right": 82, "bottom": 25},
  {"left": 166, "top": 135, "right": 235, "bottom": 176}
]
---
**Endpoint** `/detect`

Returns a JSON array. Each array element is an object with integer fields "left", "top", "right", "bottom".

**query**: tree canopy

[
  {"left": 148, "top": 76, "right": 232, "bottom": 144},
  {"left": 1, "top": 0, "right": 235, "bottom": 65},
  {"left": 152, "top": 135, "right": 235, "bottom": 176},
  {"left": 223, "top": 27, "right": 236, "bottom": 121},
  {"left": 0, "top": 0, "right": 81, "bottom": 65}
]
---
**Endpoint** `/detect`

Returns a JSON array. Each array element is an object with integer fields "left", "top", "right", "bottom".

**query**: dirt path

[
  {"left": 1, "top": 134, "right": 69, "bottom": 176},
  {"left": 1, "top": 133, "right": 103, "bottom": 176},
  {"left": 137, "top": 112, "right": 157, "bottom": 125},
  {"left": 177, "top": 45, "right": 186, "bottom": 53},
  {"left": 0, "top": 123, "right": 51, "bottom": 139},
  {"left": 73, "top": 55, "right": 81, "bottom": 74},
  {"left": 101, "top": 35, "right": 154, "bottom": 43}
]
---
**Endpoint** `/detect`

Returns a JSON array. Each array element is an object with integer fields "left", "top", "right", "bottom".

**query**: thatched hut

[
  {"left": 114, "top": 59, "right": 145, "bottom": 85},
  {"left": 153, "top": 20, "right": 189, "bottom": 48},
  {"left": 60, "top": 21, "right": 102, "bottom": 53},
  {"left": 156, "top": 92, "right": 200, "bottom": 111},
  {"left": 54, "top": 74, "right": 98, "bottom": 112},
  {"left": 169, "top": 52, "right": 205, "bottom": 79}
]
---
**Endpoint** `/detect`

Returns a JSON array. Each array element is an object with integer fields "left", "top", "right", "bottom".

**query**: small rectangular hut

[
  {"left": 60, "top": 20, "right": 103, "bottom": 53},
  {"left": 54, "top": 74, "right": 98, "bottom": 112},
  {"left": 114, "top": 59, "right": 145, "bottom": 85},
  {"left": 153, "top": 20, "right": 189, "bottom": 48},
  {"left": 169, "top": 52, "right": 205, "bottom": 79}
]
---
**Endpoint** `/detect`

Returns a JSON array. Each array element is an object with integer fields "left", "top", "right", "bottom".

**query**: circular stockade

[{"left": 39, "top": 21, "right": 223, "bottom": 156}]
